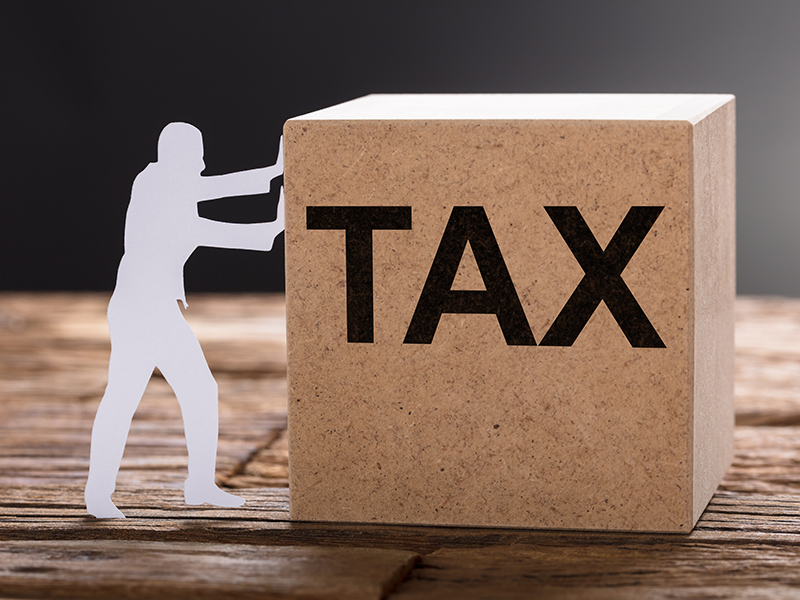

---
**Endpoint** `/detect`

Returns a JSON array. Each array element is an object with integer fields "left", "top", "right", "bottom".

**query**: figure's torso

[{"left": 114, "top": 163, "right": 205, "bottom": 306}]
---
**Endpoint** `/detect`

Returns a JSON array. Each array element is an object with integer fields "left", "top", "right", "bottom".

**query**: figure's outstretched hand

[
  {"left": 276, "top": 186, "right": 285, "bottom": 231},
  {"left": 275, "top": 136, "right": 284, "bottom": 174}
]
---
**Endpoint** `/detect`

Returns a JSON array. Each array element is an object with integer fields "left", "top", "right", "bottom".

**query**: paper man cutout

[{"left": 85, "top": 122, "right": 284, "bottom": 518}]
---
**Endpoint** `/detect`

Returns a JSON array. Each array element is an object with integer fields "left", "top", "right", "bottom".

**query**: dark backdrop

[{"left": 3, "top": 1, "right": 800, "bottom": 295}]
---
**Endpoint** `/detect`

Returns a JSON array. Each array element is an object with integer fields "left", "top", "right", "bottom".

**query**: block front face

[{"left": 286, "top": 118, "right": 694, "bottom": 531}]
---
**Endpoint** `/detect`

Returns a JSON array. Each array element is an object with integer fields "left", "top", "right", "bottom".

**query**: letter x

[{"left": 541, "top": 206, "right": 666, "bottom": 348}]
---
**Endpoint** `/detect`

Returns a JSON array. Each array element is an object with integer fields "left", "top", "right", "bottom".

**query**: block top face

[{"left": 291, "top": 93, "right": 734, "bottom": 123}]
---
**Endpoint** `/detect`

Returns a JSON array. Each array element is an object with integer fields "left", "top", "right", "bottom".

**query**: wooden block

[{"left": 284, "top": 94, "right": 735, "bottom": 532}]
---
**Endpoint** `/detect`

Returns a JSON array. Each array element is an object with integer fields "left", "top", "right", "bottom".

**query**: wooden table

[{"left": 1, "top": 293, "right": 800, "bottom": 599}]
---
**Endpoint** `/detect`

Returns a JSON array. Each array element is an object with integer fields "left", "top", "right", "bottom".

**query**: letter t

[{"left": 307, "top": 206, "right": 412, "bottom": 343}]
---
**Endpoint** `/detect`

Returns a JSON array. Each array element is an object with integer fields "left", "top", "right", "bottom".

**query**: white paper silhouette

[{"left": 85, "top": 122, "right": 284, "bottom": 518}]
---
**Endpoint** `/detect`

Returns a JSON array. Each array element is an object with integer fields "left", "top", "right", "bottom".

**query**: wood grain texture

[
  {"left": 391, "top": 544, "right": 800, "bottom": 599},
  {"left": 3, "top": 293, "right": 800, "bottom": 597},
  {"left": 0, "top": 541, "right": 418, "bottom": 600},
  {"left": 4, "top": 487, "right": 800, "bottom": 550},
  {"left": 734, "top": 297, "right": 800, "bottom": 426},
  {"left": 0, "top": 293, "right": 288, "bottom": 489}
]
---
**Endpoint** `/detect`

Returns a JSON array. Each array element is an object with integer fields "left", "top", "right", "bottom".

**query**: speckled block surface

[{"left": 284, "top": 94, "right": 735, "bottom": 532}]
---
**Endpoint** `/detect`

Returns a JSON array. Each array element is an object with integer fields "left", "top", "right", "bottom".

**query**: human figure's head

[{"left": 157, "top": 122, "right": 206, "bottom": 174}]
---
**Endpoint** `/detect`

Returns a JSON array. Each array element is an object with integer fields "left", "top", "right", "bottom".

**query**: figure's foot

[
  {"left": 184, "top": 479, "right": 245, "bottom": 508},
  {"left": 85, "top": 495, "right": 125, "bottom": 519}
]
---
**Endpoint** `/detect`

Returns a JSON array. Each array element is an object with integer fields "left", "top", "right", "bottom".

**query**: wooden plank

[
  {"left": 6, "top": 486, "right": 800, "bottom": 552},
  {"left": 4, "top": 293, "right": 800, "bottom": 494},
  {"left": 390, "top": 544, "right": 800, "bottom": 599},
  {"left": 0, "top": 293, "right": 288, "bottom": 489},
  {"left": 5, "top": 293, "right": 800, "bottom": 598},
  {"left": 224, "top": 429, "right": 289, "bottom": 488},
  {"left": 720, "top": 426, "right": 800, "bottom": 494},
  {"left": 0, "top": 541, "right": 418, "bottom": 600},
  {"left": 735, "top": 297, "right": 800, "bottom": 426}
]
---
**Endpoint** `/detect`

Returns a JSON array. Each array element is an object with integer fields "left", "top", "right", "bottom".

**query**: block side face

[
  {"left": 286, "top": 119, "right": 693, "bottom": 532},
  {"left": 692, "top": 101, "right": 736, "bottom": 524}
]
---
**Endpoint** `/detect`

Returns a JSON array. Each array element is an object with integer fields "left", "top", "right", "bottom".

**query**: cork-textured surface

[{"left": 285, "top": 95, "right": 735, "bottom": 532}]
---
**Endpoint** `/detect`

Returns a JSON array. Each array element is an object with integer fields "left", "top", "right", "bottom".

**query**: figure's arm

[
  {"left": 196, "top": 136, "right": 283, "bottom": 202},
  {"left": 197, "top": 187, "right": 285, "bottom": 251}
]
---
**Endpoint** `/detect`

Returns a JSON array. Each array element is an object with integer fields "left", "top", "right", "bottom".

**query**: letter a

[{"left": 404, "top": 207, "right": 535, "bottom": 345}]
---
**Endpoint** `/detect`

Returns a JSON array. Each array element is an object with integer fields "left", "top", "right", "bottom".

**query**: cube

[{"left": 284, "top": 94, "right": 735, "bottom": 532}]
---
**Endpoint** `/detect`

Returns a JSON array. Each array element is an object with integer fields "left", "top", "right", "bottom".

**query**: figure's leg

[
  {"left": 85, "top": 345, "right": 154, "bottom": 518},
  {"left": 156, "top": 320, "right": 244, "bottom": 508}
]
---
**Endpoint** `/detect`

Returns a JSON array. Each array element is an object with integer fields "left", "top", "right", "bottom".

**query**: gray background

[{"left": 2, "top": 1, "right": 798, "bottom": 295}]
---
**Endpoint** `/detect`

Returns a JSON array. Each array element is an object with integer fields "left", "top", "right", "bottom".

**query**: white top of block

[{"left": 293, "top": 94, "right": 733, "bottom": 124}]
